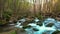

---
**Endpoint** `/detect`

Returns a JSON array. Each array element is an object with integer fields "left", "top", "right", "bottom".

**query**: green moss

[
  {"left": 11, "top": 31, "right": 16, "bottom": 34},
  {"left": 0, "top": 20, "right": 7, "bottom": 25}
]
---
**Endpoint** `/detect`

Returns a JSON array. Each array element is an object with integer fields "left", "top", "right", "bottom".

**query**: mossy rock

[
  {"left": 0, "top": 20, "right": 7, "bottom": 25},
  {"left": 33, "top": 28, "right": 39, "bottom": 31},
  {"left": 46, "top": 23, "right": 54, "bottom": 27},
  {"left": 52, "top": 30, "right": 60, "bottom": 34},
  {"left": 23, "top": 25, "right": 31, "bottom": 29},
  {"left": 37, "top": 22, "right": 42, "bottom": 26}
]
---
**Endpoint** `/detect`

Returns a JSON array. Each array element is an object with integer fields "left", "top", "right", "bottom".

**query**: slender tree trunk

[
  {"left": 0, "top": 0, "right": 6, "bottom": 19},
  {"left": 33, "top": 0, "right": 37, "bottom": 17},
  {"left": 9, "top": 0, "right": 18, "bottom": 23}
]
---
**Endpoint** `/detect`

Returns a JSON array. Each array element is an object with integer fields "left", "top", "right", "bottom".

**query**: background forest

[{"left": 0, "top": 0, "right": 60, "bottom": 25}]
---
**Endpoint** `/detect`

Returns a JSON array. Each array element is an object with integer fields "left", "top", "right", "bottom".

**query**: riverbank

[{"left": 0, "top": 29, "right": 16, "bottom": 34}]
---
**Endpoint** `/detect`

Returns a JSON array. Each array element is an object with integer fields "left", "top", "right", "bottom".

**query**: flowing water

[{"left": 15, "top": 18, "right": 60, "bottom": 34}]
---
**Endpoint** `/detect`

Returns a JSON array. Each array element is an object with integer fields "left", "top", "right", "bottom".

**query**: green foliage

[
  {"left": 0, "top": 20, "right": 7, "bottom": 25},
  {"left": 37, "top": 12, "right": 43, "bottom": 20},
  {"left": 56, "top": 0, "right": 60, "bottom": 11},
  {"left": 3, "top": 11, "right": 12, "bottom": 18},
  {"left": 53, "top": 0, "right": 60, "bottom": 15},
  {"left": 11, "top": 31, "right": 16, "bottom": 34}
]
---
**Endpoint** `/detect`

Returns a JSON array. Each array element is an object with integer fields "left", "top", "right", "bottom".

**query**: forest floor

[
  {"left": 0, "top": 29, "right": 26, "bottom": 34},
  {"left": 0, "top": 30, "right": 15, "bottom": 34},
  {"left": 0, "top": 25, "right": 15, "bottom": 34},
  {"left": 0, "top": 25, "right": 26, "bottom": 34}
]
